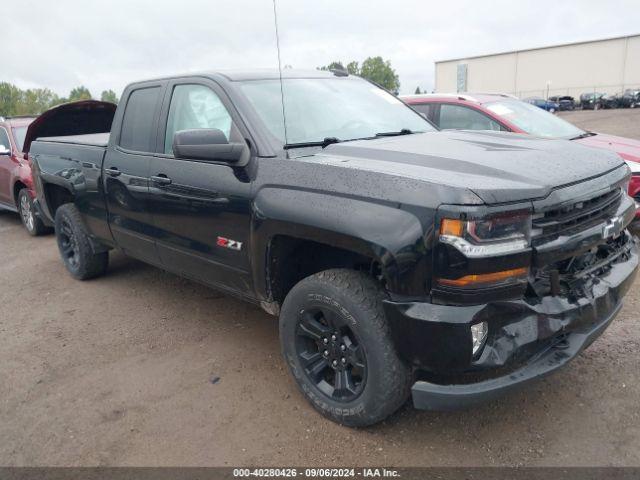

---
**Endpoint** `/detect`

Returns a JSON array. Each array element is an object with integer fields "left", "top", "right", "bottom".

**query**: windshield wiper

[
  {"left": 569, "top": 131, "right": 597, "bottom": 140},
  {"left": 283, "top": 137, "right": 341, "bottom": 149},
  {"left": 375, "top": 128, "right": 415, "bottom": 137}
]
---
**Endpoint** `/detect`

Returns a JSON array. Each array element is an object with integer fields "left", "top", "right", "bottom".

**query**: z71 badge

[{"left": 217, "top": 236, "right": 243, "bottom": 251}]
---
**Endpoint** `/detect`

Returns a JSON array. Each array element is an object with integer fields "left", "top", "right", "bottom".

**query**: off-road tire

[
  {"left": 54, "top": 203, "right": 108, "bottom": 280},
  {"left": 18, "top": 188, "right": 49, "bottom": 236},
  {"left": 280, "top": 269, "right": 411, "bottom": 427}
]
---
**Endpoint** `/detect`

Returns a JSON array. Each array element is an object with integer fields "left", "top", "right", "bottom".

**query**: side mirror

[
  {"left": 0, "top": 144, "right": 10, "bottom": 156},
  {"left": 172, "top": 129, "right": 247, "bottom": 164}
]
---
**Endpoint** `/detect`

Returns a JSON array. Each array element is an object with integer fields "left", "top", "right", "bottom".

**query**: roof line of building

[{"left": 435, "top": 33, "right": 640, "bottom": 64}]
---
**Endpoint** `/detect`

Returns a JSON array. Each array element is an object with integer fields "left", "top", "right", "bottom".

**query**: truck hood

[
  {"left": 316, "top": 130, "right": 626, "bottom": 204},
  {"left": 23, "top": 100, "right": 116, "bottom": 154}
]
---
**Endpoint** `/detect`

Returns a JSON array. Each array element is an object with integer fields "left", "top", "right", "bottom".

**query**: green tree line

[
  {"left": 319, "top": 56, "right": 401, "bottom": 94},
  {"left": 0, "top": 82, "right": 118, "bottom": 116}
]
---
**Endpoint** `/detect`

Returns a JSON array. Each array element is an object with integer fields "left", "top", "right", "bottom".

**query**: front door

[
  {"left": 0, "top": 127, "right": 13, "bottom": 205},
  {"left": 147, "top": 80, "right": 254, "bottom": 296},
  {"left": 103, "top": 82, "right": 164, "bottom": 265}
]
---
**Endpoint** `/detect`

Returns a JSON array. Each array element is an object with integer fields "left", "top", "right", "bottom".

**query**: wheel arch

[
  {"left": 42, "top": 180, "right": 75, "bottom": 219},
  {"left": 251, "top": 187, "right": 432, "bottom": 308},
  {"left": 12, "top": 180, "right": 28, "bottom": 207}
]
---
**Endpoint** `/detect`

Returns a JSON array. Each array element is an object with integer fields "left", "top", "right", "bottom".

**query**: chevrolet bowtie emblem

[{"left": 602, "top": 216, "right": 624, "bottom": 239}]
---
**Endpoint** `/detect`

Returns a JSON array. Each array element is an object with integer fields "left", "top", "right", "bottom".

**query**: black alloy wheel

[
  {"left": 295, "top": 306, "right": 367, "bottom": 402},
  {"left": 58, "top": 217, "right": 81, "bottom": 270}
]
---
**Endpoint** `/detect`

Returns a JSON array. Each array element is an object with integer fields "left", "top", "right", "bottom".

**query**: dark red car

[
  {"left": 402, "top": 93, "right": 640, "bottom": 231},
  {"left": 0, "top": 115, "right": 49, "bottom": 235}
]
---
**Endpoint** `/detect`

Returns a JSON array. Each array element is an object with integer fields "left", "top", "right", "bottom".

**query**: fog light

[{"left": 471, "top": 322, "right": 488, "bottom": 355}]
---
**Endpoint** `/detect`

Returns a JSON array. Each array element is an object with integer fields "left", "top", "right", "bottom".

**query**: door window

[
  {"left": 438, "top": 104, "right": 502, "bottom": 131},
  {"left": 119, "top": 86, "right": 161, "bottom": 152},
  {"left": 164, "top": 84, "right": 235, "bottom": 155},
  {"left": 0, "top": 128, "right": 11, "bottom": 153},
  {"left": 411, "top": 103, "right": 433, "bottom": 120}
]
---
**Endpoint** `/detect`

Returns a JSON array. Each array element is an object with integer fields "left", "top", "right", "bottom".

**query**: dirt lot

[{"left": 1, "top": 109, "right": 640, "bottom": 467}]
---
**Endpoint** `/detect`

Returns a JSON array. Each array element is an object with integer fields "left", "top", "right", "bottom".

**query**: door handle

[
  {"left": 105, "top": 167, "right": 121, "bottom": 177},
  {"left": 151, "top": 174, "right": 172, "bottom": 186}
]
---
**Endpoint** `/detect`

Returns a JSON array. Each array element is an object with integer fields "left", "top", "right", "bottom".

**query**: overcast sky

[{"left": 5, "top": 0, "right": 639, "bottom": 97}]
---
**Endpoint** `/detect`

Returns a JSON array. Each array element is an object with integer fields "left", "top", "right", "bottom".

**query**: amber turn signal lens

[
  {"left": 436, "top": 267, "right": 528, "bottom": 287},
  {"left": 440, "top": 218, "right": 464, "bottom": 237}
]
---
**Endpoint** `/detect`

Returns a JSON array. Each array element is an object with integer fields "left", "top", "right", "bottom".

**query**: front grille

[
  {"left": 529, "top": 232, "right": 633, "bottom": 300},
  {"left": 531, "top": 188, "right": 622, "bottom": 246}
]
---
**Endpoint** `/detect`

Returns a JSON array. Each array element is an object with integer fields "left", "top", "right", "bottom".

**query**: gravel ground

[
  {"left": 558, "top": 108, "right": 640, "bottom": 140},
  {"left": 1, "top": 109, "right": 639, "bottom": 467}
]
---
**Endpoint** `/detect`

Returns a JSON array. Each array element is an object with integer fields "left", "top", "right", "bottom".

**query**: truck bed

[
  {"left": 35, "top": 133, "right": 110, "bottom": 147},
  {"left": 30, "top": 133, "right": 109, "bottom": 180}
]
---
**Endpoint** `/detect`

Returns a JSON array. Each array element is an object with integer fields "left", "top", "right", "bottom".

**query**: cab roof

[{"left": 128, "top": 69, "right": 339, "bottom": 86}]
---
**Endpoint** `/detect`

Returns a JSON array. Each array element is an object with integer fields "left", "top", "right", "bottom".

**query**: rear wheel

[
  {"left": 54, "top": 203, "right": 108, "bottom": 280},
  {"left": 18, "top": 188, "right": 48, "bottom": 236},
  {"left": 280, "top": 269, "right": 411, "bottom": 427}
]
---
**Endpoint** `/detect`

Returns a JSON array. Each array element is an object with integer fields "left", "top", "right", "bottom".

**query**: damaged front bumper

[{"left": 383, "top": 232, "right": 638, "bottom": 411}]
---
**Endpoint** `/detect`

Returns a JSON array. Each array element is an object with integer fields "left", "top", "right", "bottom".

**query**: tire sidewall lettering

[{"left": 306, "top": 293, "right": 357, "bottom": 327}]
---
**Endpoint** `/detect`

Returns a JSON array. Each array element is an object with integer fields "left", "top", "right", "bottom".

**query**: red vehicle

[
  {"left": 0, "top": 115, "right": 49, "bottom": 235},
  {"left": 402, "top": 93, "right": 640, "bottom": 231}
]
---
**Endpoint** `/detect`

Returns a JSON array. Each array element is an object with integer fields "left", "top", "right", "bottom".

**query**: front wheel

[
  {"left": 280, "top": 269, "right": 411, "bottom": 427},
  {"left": 18, "top": 188, "right": 49, "bottom": 236},
  {"left": 54, "top": 203, "right": 108, "bottom": 280}
]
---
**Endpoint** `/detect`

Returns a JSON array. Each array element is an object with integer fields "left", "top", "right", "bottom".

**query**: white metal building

[{"left": 435, "top": 34, "right": 640, "bottom": 98}]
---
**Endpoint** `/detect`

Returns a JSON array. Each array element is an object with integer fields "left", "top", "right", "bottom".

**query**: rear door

[
  {"left": 103, "top": 81, "right": 165, "bottom": 265},
  {"left": 146, "top": 78, "right": 254, "bottom": 296}
]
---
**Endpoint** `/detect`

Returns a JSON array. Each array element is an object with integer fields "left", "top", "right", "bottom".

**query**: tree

[
  {"left": 317, "top": 56, "right": 400, "bottom": 93},
  {"left": 101, "top": 89, "right": 119, "bottom": 104},
  {"left": 68, "top": 86, "right": 92, "bottom": 102},
  {"left": 359, "top": 57, "right": 400, "bottom": 94},
  {"left": 0, "top": 82, "right": 23, "bottom": 116},
  {"left": 414, "top": 87, "right": 422, "bottom": 94},
  {"left": 0, "top": 82, "right": 118, "bottom": 116},
  {"left": 346, "top": 61, "right": 360, "bottom": 75},
  {"left": 17, "top": 88, "right": 61, "bottom": 115},
  {"left": 318, "top": 61, "right": 346, "bottom": 72}
]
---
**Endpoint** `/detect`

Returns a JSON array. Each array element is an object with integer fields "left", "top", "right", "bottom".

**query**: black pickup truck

[{"left": 26, "top": 70, "right": 638, "bottom": 427}]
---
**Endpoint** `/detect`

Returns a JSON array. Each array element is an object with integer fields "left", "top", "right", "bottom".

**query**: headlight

[
  {"left": 439, "top": 212, "right": 531, "bottom": 258},
  {"left": 435, "top": 212, "right": 531, "bottom": 290}
]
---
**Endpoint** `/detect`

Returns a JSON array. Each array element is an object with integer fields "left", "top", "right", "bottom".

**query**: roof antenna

[{"left": 272, "top": 0, "right": 289, "bottom": 147}]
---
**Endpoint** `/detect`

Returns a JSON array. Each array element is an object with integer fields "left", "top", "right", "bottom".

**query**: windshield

[
  {"left": 485, "top": 100, "right": 584, "bottom": 139},
  {"left": 11, "top": 126, "right": 28, "bottom": 151},
  {"left": 238, "top": 77, "right": 435, "bottom": 146}
]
